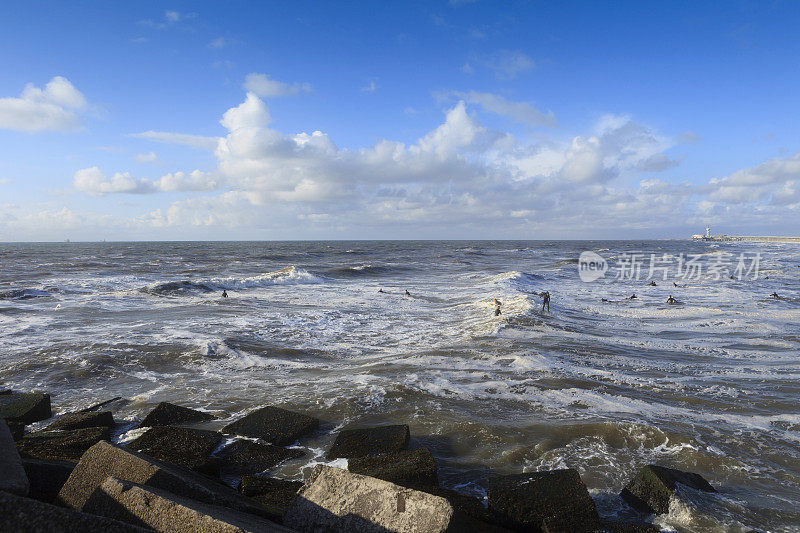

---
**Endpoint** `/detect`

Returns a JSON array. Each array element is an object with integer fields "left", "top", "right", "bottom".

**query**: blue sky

[{"left": 1, "top": 1, "right": 799, "bottom": 241}]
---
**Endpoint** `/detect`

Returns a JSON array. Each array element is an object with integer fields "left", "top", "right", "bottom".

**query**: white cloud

[
  {"left": 135, "top": 151, "right": 159, "bottom": 163},
  {"left": 65, "top": 89, "right": 800, "bottom": 238},
  {"left": 708, "top": 153, "right": 800, "bottom": 204},
  {"left": 73, "top": 167, "right": 219, "bottom": 196},
  {"left": 456, "top": 91, "right": 556, "bottom": 128},
  {"left": 74, "top": 167, "right": 156, "bottom": 196},
  {"left": 243, "top": 73, "right": 312, "bottom": 98},
  {"left": 361, "top": 81, "right": 377, "bottom": 92},
  {"left": 208, "top": 37, "right": 228, "bottom": 49},
  {"left": 130, "top": 130, "right": 218, "bottom": 150},
  {"left": 478, "top": 50, "right": 534, "bottom": 79},
  {"left": 0, "top": 179, "right": 10, "bottom": 185},
  {"left": 0, "top": 77, "right": 88, "bottom": 132}
]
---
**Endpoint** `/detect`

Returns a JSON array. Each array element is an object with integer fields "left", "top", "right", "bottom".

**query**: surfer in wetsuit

[
  {"left": 405, "top": 290, "right": 411, "bottom": 296},
  {"left": 378, "top": 288, "right": 385, "bottom": 293},
  {"left": 222, "top": 290, "right": 228, "bottom": 298},
  {"left": 771, "top": 292, "right": 779, "bottom": 298},
  {"left": 667, "top": 295, "right": 676, "bottom": 304},
  {"left": 629, "top": 294, "right": 637, "bottom": 299},
  {"left": 541, "top": 291, "right": 550, "bottom": 312},
  {"left": 649, "top": 281, "right": 657, "bottom": 286}
]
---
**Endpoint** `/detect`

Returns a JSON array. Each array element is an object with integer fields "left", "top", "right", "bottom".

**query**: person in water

[
  {"left": 541, "top": 291, "right": 550, "bottom": 312},
  {"left": 667, "top": 295, "right": 676, "bottom": 304},
  {"left": 771, "top": 292, "right": 779, "bottom": 298},
  {"left": 649, "top": 281, "right": 657, "bottom": 286},
  {"left": 405, "top": 290, "right": 411, "bottom": 296},
  {"left": 673, "top": 282, "right": 679, "bottom": 287},
  {"left": 629, "top": 294, "right": 637, "bottom": 299},
  {"left": 378, "top": 288, "right": 385, "bottom": 293},
  {"left": 222, "top": 290, "right": 228, "bottom": 298}
]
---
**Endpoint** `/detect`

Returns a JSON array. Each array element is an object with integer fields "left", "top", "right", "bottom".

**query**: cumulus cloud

[
  {"left": 0, "top": 77, "right": 88, "bottom": 132},
  {"left": 456, "top": 91, "right": 556, "bottom": 128},
  {"left": 135, "top": 151, "right": 159, "bottom": 163},
  {"left": 73, "top": 167, "right": 218, "bottom": 196},
  {"left": 708, "top": 153, "right": 800, "bottom": 204},
  {"left": 69, "top": 88, "right": 800, "bottom": 238},
  {"left": 129, "top": 131, "right": 218, "bottom": 150},
  {"left": 478, "top": 50, "right": 535, "bottom": 79},
  {"left": 243, "top": 73, "right": 312, "bottom": 98}
]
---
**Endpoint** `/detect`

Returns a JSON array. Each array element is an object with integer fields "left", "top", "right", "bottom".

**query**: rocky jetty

[
  {"left": 621, "top": 464, "right": 716, "bottom": 515},
  {"left": 222, "top": 405, "right": 319, "bottom": 446},
  {"left": 140, "top": 402, "right": 215, "bottom": 427},
  {"left": 0, "top": 389, "right": 728, "bottom": 532},
  {"left": 326, "top": 424, "right": 410, "bottom": 459}
]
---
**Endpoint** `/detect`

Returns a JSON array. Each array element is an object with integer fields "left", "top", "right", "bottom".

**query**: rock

[
  {"left": 326, "top": 424, "right": 410, "bottom": 459},
  {"left": 22, "top": 458, "right": 76, "bottom": 503},
  {"left": 126, "top": 426, "right": 223, "bottom": 476},
  {"left": 217, "top": 439, "right": 304, "bottom": 476},
  {"left": 16, "top": 426, "right": 110, "bottom": 462},
  {"left": 0, "top": 391, "right": 51, "bottom": 424},
  {"left": 222, "top": 405, "right": 319, "bottom": 446},
  {"left": 79, "top": 397, "right": 123, "bottom": 413},
  {"left": 488, "top": 469, "right": 603, "bottom": 532},
  {"left": 620, "top": 464, "right": 716, "bottom": 515},
  {"left": 602, "top": 520, "right": 661, "bottom": 532},
  {"left": 0, "top": 490, "right": 151, "bottom": 533},
  {"left": 83, "top": 476, "right": 292, "bottom": 532},
  {"left": 347, "top": 447, "right": 438, "bottom": 487},
  {"left": 6, "top": 419, "right": 25, "bottom": 440},
  {"left": 411, "top": 484, "right": 503, "bottom": 529},
  {"left": 140, "top": 401, "right": 215, "bottom": 427},
  {"left": 45, "top": 411, "right": 114, "bottom": 431},
  {"left": 0, "top": 419, "right": 29, "bottom": 496},
  {"left": 284, "top": 465, "right": 485, "bottom": 532},
  {"left": 238, "top": 476, "right": 303, "bottom": 521},
  {"left": 57, "top": 440, "right": 268, "bottom": 518}
]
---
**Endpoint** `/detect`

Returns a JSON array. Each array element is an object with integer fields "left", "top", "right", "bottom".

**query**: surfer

[
  {"left": 673, "top": 282, "right": 679, "bottom": 287},
  {"left": 405, "top": 290, "right": 411, "bottom": 296},
  {"left": 770, "top": 292, "right": 779, "bottom": 298},
  {"left": 378, "top": 288, "right": 385, "bottom": 293},
  {"left": 221, "top": 290, "right": 228, "bottom": 298},
  {"left": 629, "top": 294, "right": 637, "bottom": 299},
  {"left": 667, "top": 295, "right": 676, "bottom": 304},
  {"left": 649, "top": 281, "right": 657, "bottom": 286},
  {"left": 541, "top": 291, "right": 550, "bottom": 312},
  {"left": 494, "top": 298, "right": 502, "bottom": 316}
]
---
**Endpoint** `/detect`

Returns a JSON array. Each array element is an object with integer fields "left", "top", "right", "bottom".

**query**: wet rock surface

[
  {"left": 0, "top": 490, "right": 151, "bottom": 533},
  {"left": 22, "top": 458, "right": 76, "bottom": 503},
  {"left": 222, "top": 405, "right": 319, "bottom": 446},
  {"left": 17, "top": 426, "right": 110, "bottom": 462},
  {"left": 284, "top": 465, "right": 484, "bottom": 533},
  {"left": 238, "top": 475, "right": 303, "bottom": 520},
  {"left": 140, "top": 401, "right": 215, "bottom": 427},
  {"left": 0, "top": 391, "right": 51, "bottom": 424},
  {"left": 45, "top": 410, "right": 114, "bottom": 431},
  {"left": 57, "top": 440, "right": 268, "bottom": 518},
  {"left": 488, "top": 468, "right": 603, "bottom": 532},
  {"left": 217, "top": 438, "right": 304, "bottom": 476},
  {"left": 326, "top": 424, "right": 410, "bottom": 459},
  {"left": 621, "top": 464, "right": 716, "bottom": 515},
  {"left": 126, "top": 426, "right": 223, "bottom": 476},
  {"left": 0, "top": 420, "right": 29, "bottom": 496},
  {"left": 83, "top": 476, "right": 291, "bottom": 532},
  {"left": 347, "top": 447, "right": 438, "bottom": 487}
]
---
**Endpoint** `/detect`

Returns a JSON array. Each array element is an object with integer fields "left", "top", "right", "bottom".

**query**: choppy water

[{"left": 1, "top": 240, "right": 798, "bottom": 532}]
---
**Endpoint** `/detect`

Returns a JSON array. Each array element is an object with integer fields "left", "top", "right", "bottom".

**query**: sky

[{"left": 1, "top": 0, "right": 799, "bottom": 241}]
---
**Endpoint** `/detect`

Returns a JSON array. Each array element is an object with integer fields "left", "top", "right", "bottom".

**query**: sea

[{"left": 1, "top": 240, "right": 798, "bottom": 532}]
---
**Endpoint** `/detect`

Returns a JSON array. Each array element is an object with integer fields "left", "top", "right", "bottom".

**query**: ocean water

[{"left": 1, "top": 240, "right": 798, "bottom": 532}]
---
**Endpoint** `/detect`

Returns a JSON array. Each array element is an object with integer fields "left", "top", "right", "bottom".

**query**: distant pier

[
  {"left": 691, "top": 228, "right": 800, "bottom": 243},
  {"left": 692, "top": 235, "right": 800, "bottom": 243}
]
